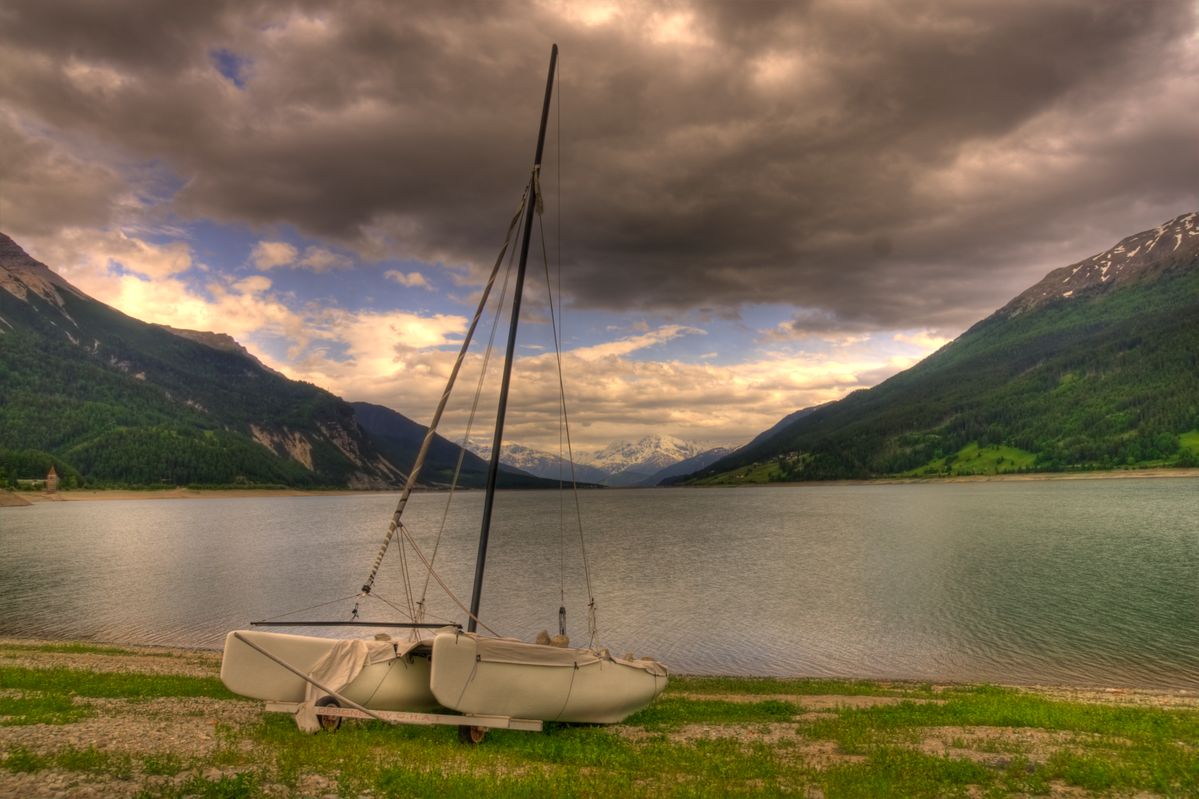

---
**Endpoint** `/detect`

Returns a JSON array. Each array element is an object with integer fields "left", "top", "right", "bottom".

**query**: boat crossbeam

[{"left": 263, "top": 702, "right": 543, "bottom": 732}]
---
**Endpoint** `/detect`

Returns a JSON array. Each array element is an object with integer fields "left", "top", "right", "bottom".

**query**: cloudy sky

[{"left": 2, "top": 1, "right": 1197, "bottom": 452}]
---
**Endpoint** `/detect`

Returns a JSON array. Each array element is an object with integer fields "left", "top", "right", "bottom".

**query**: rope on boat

[
  {"left": 537, "top": 207, "right": 598, "bottom": 645},
  {"left": 230, "top": 632, "right": 389, "bottom": 725},
  {"left": 415, "top": 223, "right": 520, "bottom": 620},
  {"left": 365, "top": 591, "right": 419, "bottom": 622},
  {"left": 257, "top": 593, "right": 374, "bottom": 624},
  {"left": 397, "top": 521, "right": 500, "bottom": 636},
  {"left": 396, "top": 521, "right": 417, "bottom": 622},
  {"left": 355, "top": 64, "right": 598, "bottom": 642},
  {"left": 357, "top": 188, "right": 529, "bottom": 600}
]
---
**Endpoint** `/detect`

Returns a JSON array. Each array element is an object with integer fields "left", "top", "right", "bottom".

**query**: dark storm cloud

[{"left": 2, "top": 0, "right": 1197, "bottom": 334}]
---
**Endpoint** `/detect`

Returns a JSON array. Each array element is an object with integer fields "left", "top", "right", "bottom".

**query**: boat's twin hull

[
  {"left": 220, "top": 629, "right": 666, "bottom": 724},
  {"left": 220, "top": 630, "right": 439, "bottom": 712},
  {"left": 429, "top": 631, "right": 667, "bottom": 724}
]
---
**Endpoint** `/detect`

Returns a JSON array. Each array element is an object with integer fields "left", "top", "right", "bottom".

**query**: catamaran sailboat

[{"left": 220, "top": 44, "right": 667, "bottom": 739}]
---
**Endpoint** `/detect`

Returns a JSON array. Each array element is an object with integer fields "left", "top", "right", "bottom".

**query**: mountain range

[
  {"left": 0, "top": 233, "right": 538, "bottom": 489},
  {"left": 683, "top": 212, "right": 1199, "bottom": 483},
  {"left": 5, "top": 210, "right": 1197, "bottom": 489},
  {"left": 467, "top": 435, "right": 734, "bottom": 487},
  {"left": 350, "top": 402, "right": 555, "bottom": 489}
]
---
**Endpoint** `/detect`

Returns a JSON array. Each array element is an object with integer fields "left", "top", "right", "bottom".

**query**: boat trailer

[
  {"left": 263, "top": 701, "right": 542, "bottom": 741},
  {"left": 233, "top": 630, "right": 540, "bottom": 743}
]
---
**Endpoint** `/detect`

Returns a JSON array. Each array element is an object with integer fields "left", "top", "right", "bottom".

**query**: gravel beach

[{"left": 2, "top": 638, "right": 1196, "bottom": 797}]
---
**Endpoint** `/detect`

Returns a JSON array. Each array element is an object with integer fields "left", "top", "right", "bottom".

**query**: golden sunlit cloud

[
  {"left": 385, "top": 269, "right": 431, "bottom": 289},
  {"left": 571, "top": 325, "right": 704, "bottom": 362},
  {"left": 250, "top": 241, "right": 297, "bottom": 269},
  {"left": 893, "top": 330, "right": 951, "bottom": 351},
  {"left": 296, "top": 246, "right": 352, "bottom": 272},
  {"left": 251, "top": 240, "right": 352, "bottom": 272}
]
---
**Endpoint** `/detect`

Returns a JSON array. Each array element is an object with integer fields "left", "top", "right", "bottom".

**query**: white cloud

[
  {"left": 250, "top": 241, "right": 353, "bottom": 272},
  {"left": 251, "top": 240, "right": 298, "bottom": 269},
  {"left": 893, "top": 330, "right": 951, "bottom": 351},
  {"left": 232, "top": 275, "right": 272, "bottom": 295},
  {"left": 571, "top": 325, "right": 705, "bottom": 362},
  {"left": 385, "top": 269, "right": 431, "bottom": 289},
  {"left": 299, "top": 246, "right": 352, "bottom": 272},
  {"left": 22, "top": 228, "right": 192, "bottom": 282},
  {"left": 107, "top": 235, "right": 193, "bottom": 279}
]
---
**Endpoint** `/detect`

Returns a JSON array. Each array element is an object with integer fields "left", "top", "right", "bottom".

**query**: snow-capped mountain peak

[
  {"left": 465, "top": 434, "right": 714, "bottom": 485},
  {"left": 582, "top": 434, "right": 704, "bottom": 473},
  {"left": 1001, "top": 211, "right": 1199, "bottom": 317}
]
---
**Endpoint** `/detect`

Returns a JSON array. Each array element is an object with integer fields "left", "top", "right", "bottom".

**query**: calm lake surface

[{"left": 2, "top": 480, "right": 1197, "bottom": 689}]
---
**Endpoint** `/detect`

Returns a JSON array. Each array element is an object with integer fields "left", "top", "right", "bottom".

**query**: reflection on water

[{"left": 1, "top": 479, "right": 1197, "bottom": 688}]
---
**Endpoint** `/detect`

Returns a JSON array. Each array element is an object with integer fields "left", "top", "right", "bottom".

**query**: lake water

[{"left": 2, "top": 480, "right": 1197, "bottom": 689}]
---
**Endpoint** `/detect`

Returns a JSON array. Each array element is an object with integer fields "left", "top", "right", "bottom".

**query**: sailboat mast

[{"left": 467, "top": 44, "right": 559, "bottom": 633}]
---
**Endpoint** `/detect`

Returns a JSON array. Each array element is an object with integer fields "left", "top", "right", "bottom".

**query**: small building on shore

[{"left": 46, "top": 466, "right": 59, "bottom": 494}]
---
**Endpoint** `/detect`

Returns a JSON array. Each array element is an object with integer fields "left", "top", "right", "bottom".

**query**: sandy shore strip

[
  {"left": 12, "top": 487, "right": 381, "bottom": 503},
  {"left": 8, "top": 466, "right": 1198, "bottom": 503},
  {"left": 0, "top": 491, "right": 32, "bottom": 507}
]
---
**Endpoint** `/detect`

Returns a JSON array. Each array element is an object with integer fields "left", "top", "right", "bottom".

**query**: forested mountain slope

[
  {"left": 688, "top": 212, "right": 1199, "bottom": 482},
  {"left": 0, "top": 233, "right": 400, "bottom": 487}
]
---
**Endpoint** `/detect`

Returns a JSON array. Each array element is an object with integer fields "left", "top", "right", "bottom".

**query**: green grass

[
  {"left": 625, "top": 697, "right": 800, "bottom": 731},
  {"left": 800, "top": 685, "right": 1199, "bottom": 796},
  {"left": 817, "top": 748, "right": 993, "bottom": 798},
  {"left": 0, "top": 665, "right": 240, "bottom": 700},
  {"left": 691, "top": 460, "right": 782, "bottom": 485},
  {"left": 0, "top": 691, "right": 94, "bottom": 726},
  {"left": 2, "top": 747, "right": 48, "bottom": 773},
  {"left": 2, "top": 640, "right": 1198, "bottom": 798},
  {"left": 1, "top": 745, "right": 135, "bottom": 778},
  {"left": 0, "top": 641, "right": 171, "bottom": 657},
  {"left": 135, "top": 772, "right": 260, "bottom": 799},
  {"left": 903, "top": 442, "right": 1038, "bottom": 477},
  {"left": 804, "top": 685, "right": 1199, "bottom": 751},
  {"left": 670, "top": 675, "right": 935, "bottom": 698},
  {"left": 1181, "top": 430, "right": 1199, "bottom": 456}
]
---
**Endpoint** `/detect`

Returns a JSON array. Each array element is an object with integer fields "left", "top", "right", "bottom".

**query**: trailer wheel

[
  {"left": 457, "top": 724, "right": 487, "bottom": 745},
  {"left": 315, "top": 696, "right": 342, "bottom": 732}
]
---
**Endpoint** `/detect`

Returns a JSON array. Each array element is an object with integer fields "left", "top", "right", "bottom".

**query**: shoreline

[
  {"left": 8, "top": 466, "right": 1199, "bottom": 503},
  {"left": 786, "top": 466, "right": 1199, "bottom": 487},
  {"left": 2, "top": 636, "right": 1196, "bottom": 700},
  {"left": 12, "top": 487, "right": 370, "bottom": 503}
]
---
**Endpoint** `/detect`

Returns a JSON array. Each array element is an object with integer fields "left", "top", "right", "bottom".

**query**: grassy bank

[
  {"left": 1, "top": 640, "right": 1197, "bottom": 797},
  {"left": 689, "top": 465, "right": 1199, "bottom": 487}
]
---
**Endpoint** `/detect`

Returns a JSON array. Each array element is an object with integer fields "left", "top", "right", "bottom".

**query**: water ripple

[{"left": 1, "top": 480, "right": 1197, "bottom": 688}]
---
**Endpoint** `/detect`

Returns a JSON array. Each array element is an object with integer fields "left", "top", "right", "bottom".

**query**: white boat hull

[
  {"left": 220, "top": 630, "right": 439, "bottom": 712},
  {"left": 429, "top": 630, "right": 667, "bottom": 724}
]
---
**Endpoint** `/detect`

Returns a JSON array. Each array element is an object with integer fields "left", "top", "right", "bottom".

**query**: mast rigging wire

[
  {"left": 415, "top": 221, "right": 521, "bottom": 620},
  {"left": 357, "top": 188, "right": 530, "bottom": 602},
  {"left": 352, "top": 52, "right": 595, "bottom": 643}
]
